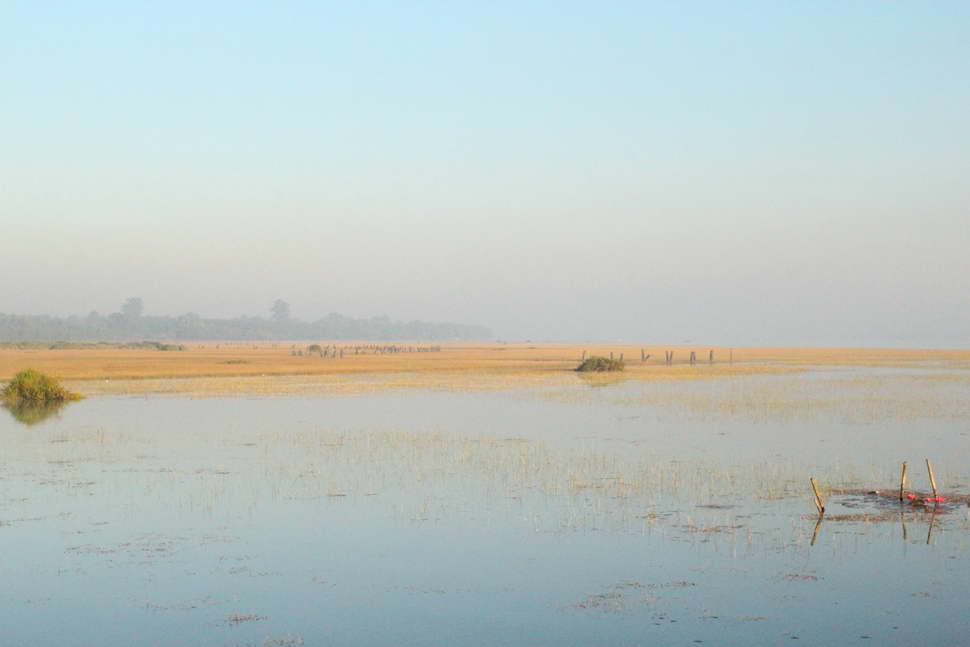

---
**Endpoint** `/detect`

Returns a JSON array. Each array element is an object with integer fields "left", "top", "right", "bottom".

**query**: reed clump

[
  {"left": 576, "top": 356, "right": 624, "bottom": 372},
  {"left": 2, "top": 368, "right": 83, "bottom": 404}
]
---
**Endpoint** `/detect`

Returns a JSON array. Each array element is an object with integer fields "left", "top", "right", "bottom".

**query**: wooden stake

[
  {"left": 810, "top": 478, "right": 825, "bottom": 515},
  {"left": 898, "top": 461, "right": 907, "bottom": 501},
  {"left": 926, "top": 458, "right": 938, "bottom": 498}
]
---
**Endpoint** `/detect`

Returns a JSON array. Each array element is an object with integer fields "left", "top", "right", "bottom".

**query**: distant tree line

[{"left": 0, "top": 299, "right": 492, "bottom": 342}]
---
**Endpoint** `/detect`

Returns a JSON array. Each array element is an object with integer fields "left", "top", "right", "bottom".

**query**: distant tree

[
  {"left": 0, "top": 303, "right": 491, "bottom": 342},
  {"left": 121, "top": 297, "right": 144, "bottom": 320},
  {"left": 270, "top": 299, "right": 290, "bottom": 323},
  {"left": 176, "top": 312, "right": 202, "bottom": 338}
]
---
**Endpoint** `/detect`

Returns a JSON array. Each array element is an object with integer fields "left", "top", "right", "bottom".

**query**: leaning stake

[
  {"left": 810, "top": 478, "right": 825, "bottom": 515},
  {"left": 926, "top": 459, "right": 938, "bottom": 498}
]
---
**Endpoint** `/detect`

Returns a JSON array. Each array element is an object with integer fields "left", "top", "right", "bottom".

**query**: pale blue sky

[{"left": 2, "top": 2, "right": 968, "bottom": 344}]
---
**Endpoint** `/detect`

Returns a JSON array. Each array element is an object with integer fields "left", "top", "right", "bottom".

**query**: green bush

[
  {"left": 1, "top": 369, "right": 83, "bottom": 404},
  {"left": 575, "top": 356, "right": 624, "bottom": 372}
]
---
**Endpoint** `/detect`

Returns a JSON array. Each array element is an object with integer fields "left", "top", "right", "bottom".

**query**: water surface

[{"left": 2, "top": 369, "right": 969, "bottom": 646}]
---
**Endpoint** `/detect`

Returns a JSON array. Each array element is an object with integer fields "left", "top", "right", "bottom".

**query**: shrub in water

[
  {"left": 1, "top": 369, "right": 83, "bottom": 404},
  {"left": 575, "top": 356, "right": 624, "bottom": 372}
]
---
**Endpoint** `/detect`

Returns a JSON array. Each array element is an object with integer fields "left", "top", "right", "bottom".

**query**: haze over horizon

[{"left": 3, "top": 2, "right": 968, "bottom": 347}]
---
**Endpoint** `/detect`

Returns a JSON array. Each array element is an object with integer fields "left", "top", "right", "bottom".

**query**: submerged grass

[{"left": 602, "top": 371, "right": 970, "bottom": 424}]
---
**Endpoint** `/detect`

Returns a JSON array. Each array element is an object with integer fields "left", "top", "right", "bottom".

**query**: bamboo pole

[
  {"left": 899, "top": 461, "right": 907, "bottom": 501},
  {"left": 926, "top": 458, "right": 938, "bottom": 498},
  {"left": 810, "top": 478, "right": 825, "bottom": 515}
]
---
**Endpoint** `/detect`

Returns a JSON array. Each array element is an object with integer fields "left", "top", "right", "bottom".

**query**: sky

[{"left": 2, "top": 1, "right": 968, "bottom": 345}]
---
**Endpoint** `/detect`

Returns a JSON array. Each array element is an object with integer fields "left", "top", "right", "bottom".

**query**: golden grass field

[{"left": 1, "top": 342, "right": 969, "bottom": 397}]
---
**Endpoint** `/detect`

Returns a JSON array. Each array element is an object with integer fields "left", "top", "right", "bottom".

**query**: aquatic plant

[
  {"left": 1, "top": 368, "right": 83, "bottom": 405},
  {"left": 576, "top": 356, "right": 624, "bottom": 372}
]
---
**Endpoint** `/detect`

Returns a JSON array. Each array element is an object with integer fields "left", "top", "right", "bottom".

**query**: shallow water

[{"left": 2, "top": 369, "right": 969, "bottom": 646}]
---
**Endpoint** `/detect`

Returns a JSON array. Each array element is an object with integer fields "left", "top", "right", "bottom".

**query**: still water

[{"left": 2, "top": 370, "right": 969, "bottom": 646}]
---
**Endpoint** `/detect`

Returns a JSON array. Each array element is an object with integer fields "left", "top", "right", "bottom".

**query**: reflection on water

[
  {"left": 2, "top": 368, "right": 970, "bottom": 646},
  {"left": 574, "top": 372, "right": 629, "bottom": 388},
  {"left": 2, "top": 400, "right": 68, "bottom": 426}
]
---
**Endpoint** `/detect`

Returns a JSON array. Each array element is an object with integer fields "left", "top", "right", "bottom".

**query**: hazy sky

[{"left": 3, "top": 2, "right": 968, "bottom": 345}]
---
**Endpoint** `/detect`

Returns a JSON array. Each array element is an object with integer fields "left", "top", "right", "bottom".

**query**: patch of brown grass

[{"left": 2, "top": 342, "right": 968, "bottom": 397}]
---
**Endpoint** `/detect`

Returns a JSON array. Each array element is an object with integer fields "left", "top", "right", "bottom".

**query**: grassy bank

[{"left": 0, "top": 343, "right": 967, "bottom": 398}]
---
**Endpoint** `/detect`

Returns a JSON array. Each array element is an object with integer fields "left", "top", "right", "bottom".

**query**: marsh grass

[
  {"left": 11, "top": 407, "right": 967, "bottom": 560},
  {"left": 10, "top": 418, "right": 839, "bottom": 534},
  {"left": 4, "top": 342, "right": 968, "bottom": 389}
]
